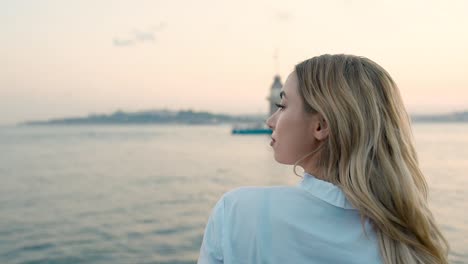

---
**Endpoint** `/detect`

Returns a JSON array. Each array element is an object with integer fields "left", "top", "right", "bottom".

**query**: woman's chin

[{"left": 273, "top": 153, "right": 294, "bottom": 165}]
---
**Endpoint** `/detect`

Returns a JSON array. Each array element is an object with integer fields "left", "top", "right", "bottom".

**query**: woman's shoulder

[
  {"left": 217, "top": 185, "right": 305, "bottom": 215},
  {"left": 222, "top": 185, "right": 297, "bottom": 201}
]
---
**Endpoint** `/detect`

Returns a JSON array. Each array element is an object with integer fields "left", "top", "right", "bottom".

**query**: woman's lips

[{"left": 270, "top": 138, "right": 276, "bottom": 146}]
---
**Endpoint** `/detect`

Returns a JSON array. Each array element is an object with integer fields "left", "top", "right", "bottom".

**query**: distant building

[{"left": 267, "top": 75, "right": 283, "bottom": 116}]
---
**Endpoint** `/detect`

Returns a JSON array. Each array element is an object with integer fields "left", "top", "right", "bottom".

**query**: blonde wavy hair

[{"left": 292, "top": 54, "right": 449, "bottom": 263}]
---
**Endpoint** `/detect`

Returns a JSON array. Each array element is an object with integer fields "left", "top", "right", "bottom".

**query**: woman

[{"left": 198, "top": 54, "right": 449, "bottom": 264}]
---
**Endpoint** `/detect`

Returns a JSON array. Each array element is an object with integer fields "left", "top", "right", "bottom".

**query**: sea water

[{"left": 0, "top": 123, "right": 466, "bottom": 263}]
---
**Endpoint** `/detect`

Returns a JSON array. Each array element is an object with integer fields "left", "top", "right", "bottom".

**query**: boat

[{"left": 231, "top": 122, "right": 272, "bottom": 135}]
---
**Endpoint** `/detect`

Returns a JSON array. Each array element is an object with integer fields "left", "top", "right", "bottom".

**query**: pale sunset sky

[{"left": 1, "top": 0, "right": 467, "bottom": 125}]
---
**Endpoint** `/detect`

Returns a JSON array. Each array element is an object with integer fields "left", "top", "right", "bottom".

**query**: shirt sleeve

[{"left": 197, "top": 195, "right": 225, "bottom": 264}]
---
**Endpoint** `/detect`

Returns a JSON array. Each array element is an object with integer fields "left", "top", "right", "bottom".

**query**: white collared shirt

[{"left": 197, "top": 172, "right": 382, "bottom": 264}]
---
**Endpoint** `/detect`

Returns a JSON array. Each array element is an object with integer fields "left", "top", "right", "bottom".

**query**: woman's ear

[{"left": 311, "top": 114, "right": 329, "bottom": 141}]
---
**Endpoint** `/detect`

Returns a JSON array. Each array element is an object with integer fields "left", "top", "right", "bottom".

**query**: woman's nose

[{"left": 265, "top": 116, "right": 274, "bottom": 130}]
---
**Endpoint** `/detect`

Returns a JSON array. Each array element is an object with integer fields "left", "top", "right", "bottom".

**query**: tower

[
  {"left": 267, "top": 75, "right": 283, "bottom": 116},
  {"left": 266, "top": 48, "right": 283, "bottom": 116}
]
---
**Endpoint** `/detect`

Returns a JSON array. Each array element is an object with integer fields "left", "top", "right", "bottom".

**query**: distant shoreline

[{"left": 15, "top": 109, "right": 468, "bottom": 126}]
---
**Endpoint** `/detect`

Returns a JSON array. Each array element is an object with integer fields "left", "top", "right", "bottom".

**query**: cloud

[
  {"left": 133, "top": 30, "right": 155, "bottom": 42},
  {"left": 113, "top": 21, "right": 167, "bottom": 47},
  {"left": 275, "top": 11, "right": 293, "bottom": 22},
  {"left": 113, "top": 38, "right": 135, "bottom": 47}
]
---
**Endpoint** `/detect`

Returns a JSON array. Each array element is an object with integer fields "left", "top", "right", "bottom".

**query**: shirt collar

[{"left": 297, "top": 172, "right": 355, "bottom": 210}]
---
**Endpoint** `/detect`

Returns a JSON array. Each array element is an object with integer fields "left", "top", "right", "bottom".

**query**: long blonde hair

[{"left": 294, "top": 54, "right": 449, "bottom": 263}]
